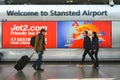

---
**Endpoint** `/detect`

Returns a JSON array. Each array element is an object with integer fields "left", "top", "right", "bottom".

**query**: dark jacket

[
  {"left": 84, "top": 36, "right": 91, "bottom": 50},
  {"left": 34, "top": 33, "right": 45, "bottom": 51},
  {"left": 91, "top": 37, "right": 99, "bottom": 50}
]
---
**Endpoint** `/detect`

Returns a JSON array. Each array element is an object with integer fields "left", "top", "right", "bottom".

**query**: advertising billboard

[
  {"left": 2, "top": 21, "right": 57, "bottom": 48},
  {"left": 2, "top": 21, "right": 111, "bottom": 48},
  {"left": 58, "top": 21, "right": 111, "bottom": 48}
]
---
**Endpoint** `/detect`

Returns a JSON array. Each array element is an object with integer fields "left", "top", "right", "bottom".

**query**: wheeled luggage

[{"left": 14, "top": 53, "right": 34, "bottom": 71}]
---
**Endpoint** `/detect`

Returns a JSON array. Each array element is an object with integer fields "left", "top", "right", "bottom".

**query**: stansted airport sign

[
  {"left": 6, "top": 10, "right": 107, "bottom": 17},
  {"left": 0, "top": 5, "right": 120, "bottom": 20}
]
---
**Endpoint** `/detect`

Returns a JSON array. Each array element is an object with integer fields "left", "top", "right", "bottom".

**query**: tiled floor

[{"left": 0, "top": 62, "right": 120, "bottom": 80}]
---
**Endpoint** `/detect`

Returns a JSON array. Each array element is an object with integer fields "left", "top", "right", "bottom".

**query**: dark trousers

[
  {"left": 81, "top": 49, "right": 95, "bottom": 65},
  {"left": 33, "top": 51, "right": 43, "bottom": 69},
  {"left": 92, "top": 49, "right": 99, "bottom": 67}
]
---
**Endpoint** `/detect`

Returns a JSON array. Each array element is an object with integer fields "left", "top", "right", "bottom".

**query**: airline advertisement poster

[
  {"left": 57, "top": 21, "right": 111, "bottom": 48},
  {"left": 2, "top": 21, "right": 57, "bottom": 48},
  {"left": 2, "top": 21, "right": 111, "bottom": 48}
]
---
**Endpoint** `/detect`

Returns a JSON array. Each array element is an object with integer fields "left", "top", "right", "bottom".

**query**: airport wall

[{"left": 0, "top": 5, "right": 120, "bottom": 61}]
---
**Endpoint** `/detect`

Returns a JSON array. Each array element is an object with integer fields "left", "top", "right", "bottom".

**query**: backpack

[{"left": 30, "top": 36, "right": 36, "bottom": 47}]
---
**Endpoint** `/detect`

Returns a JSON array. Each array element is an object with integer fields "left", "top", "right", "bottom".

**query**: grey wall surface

[
  {"left": 0, "top": 22, "right": 2, "bottom": 48},
  {"left": 0, "top": 5, "right": 120, "bottom": 61},
  {"left": 0, "top": 48, "right": 120, "bottom": 61},
  {"left": 112, "top": 21, "right": 120, "bottom": 48},
  {"left": 0, "top": 21, "right": 120, "bottom": 61}
]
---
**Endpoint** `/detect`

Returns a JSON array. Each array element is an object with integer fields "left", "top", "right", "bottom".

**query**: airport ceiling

[{"left": 5, "top": 0, "right": 120, "bottom": 4}]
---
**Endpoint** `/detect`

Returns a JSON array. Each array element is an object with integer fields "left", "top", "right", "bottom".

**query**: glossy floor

[{"left": 0, "top": 62, "right": 120, "bottom": 80}]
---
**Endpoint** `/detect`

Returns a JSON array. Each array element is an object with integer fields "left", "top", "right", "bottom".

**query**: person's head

[
  {"left": 92, "top": 31, "right": 97, "bottom": 37},
  {"left": 83, "top": 31, "right": 88, "bottom": 37},
  {"left": 40, "top": 29, "right": 46, "bottom": 35}
]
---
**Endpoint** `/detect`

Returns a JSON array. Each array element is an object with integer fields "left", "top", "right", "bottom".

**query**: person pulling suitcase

[{"left": 32, "top": 29, "right": 46, "bottom": 71}]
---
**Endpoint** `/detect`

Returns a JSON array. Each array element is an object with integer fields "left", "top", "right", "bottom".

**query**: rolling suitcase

[{"left": 14, "top": 53, "right": 34, "bottom": 71}]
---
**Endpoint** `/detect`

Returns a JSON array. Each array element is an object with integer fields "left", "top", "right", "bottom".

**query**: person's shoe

[
  {"left": 37, "top": 68, "right": 44, "bottom": 71},
  {"left": 76, "top": 64, "right": 83, "bottom": 68},
  {"left": 32, "top": 65, "right": 37, "bottom": 71},
  {"left": 93, "top": 65, "right": 99, "bottom": 69},
  {"left": 94, "top": 66, "right": 99, "bottom": 69},
  {"left": 90, "top": 64, "right": 94, "bottom": 67},
  {"left": 96, "top": 67, "right": 99, "bottom": 69}
]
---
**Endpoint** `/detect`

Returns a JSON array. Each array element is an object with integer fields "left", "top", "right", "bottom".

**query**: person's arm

[
  {"left": 93, "top": 37, "right": 98, "bottom": 51},
  {"left": 84, "top": 37, "right": 87, "bottom": 49},
  {"left": 34, "top": 36, "right": 39, "bottom": 52},
  {"left": 85, "top": 37, "right": 91, "bottom": 50}
]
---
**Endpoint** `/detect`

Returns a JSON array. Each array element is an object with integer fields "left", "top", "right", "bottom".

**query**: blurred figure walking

[
  {"left": 91, "top": 31, "right": 99, "bottom": 69},
  {"left": 32, "top": 29, "right": 46, "bottom": 71},
  {"left": 77, "top": 31, "right": 95, "bottom": 67}
]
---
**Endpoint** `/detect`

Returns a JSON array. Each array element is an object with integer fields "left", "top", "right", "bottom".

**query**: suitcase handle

[{"left": 30, "top": 53, "right": 34, "bottom": 59}]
